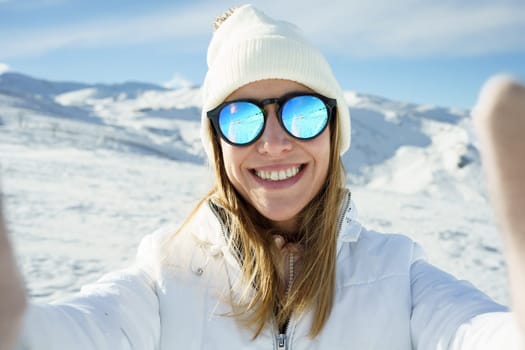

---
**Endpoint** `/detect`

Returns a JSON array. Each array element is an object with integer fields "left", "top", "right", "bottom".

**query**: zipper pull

[{"left": 277, "top": 333, "right": 287, "bottom": 349}]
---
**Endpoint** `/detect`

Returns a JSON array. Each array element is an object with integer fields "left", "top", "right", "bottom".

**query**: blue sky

[{"left": 1, "top": 0, "right": 524, "bottom": 109}]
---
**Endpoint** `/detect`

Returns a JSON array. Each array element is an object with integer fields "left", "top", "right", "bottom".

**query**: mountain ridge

[{"left": 0, "top": 71, "right": 482, "bottom": 200}]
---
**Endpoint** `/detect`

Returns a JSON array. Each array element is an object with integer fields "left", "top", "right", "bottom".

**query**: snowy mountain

[
  {"left": 0, "top": 72, "right": 506, "bottom": 305},
  {"left": 0, "top": 72, "right": 166, "bottom": 99},
  {"left": 0, "top": 72, "right": 481, "bottom": 198},
  {"left": 0, "top": 72, "right": 203, "bottom": 162}
]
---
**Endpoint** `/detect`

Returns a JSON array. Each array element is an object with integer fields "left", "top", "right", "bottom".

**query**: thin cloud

[
  {"left": 255, "top": 0, "right": 525, "bottom": 57},
  {"left": 0, "top": 1, "right": 524, "bottom": 60},
  {"left": 0, "top": 4, "right": 217, "bottom": 60},
  {"left": 0, "top": 0, "right": 68, "bottom": 9},
  {"left": 0, "top": 62, "right": 9, "bottom": 74}
]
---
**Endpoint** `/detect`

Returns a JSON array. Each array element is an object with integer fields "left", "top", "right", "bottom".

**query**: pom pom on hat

[{"left": 200, "top": 4, "right": 351, "bottom": 163}]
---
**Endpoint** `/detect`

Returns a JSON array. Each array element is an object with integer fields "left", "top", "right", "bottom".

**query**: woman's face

[{"left": 219, "top": 79, "right": 331, "bottom": 232}]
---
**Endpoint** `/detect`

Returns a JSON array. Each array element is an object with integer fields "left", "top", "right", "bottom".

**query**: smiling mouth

[{"left": 253, "top": 165, "right": 304, "bottom": 181}]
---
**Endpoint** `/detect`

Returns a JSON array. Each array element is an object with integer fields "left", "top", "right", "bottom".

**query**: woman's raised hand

[
  {"left": 473, "top": 76, "right": 525, "bottom": 333},
  {"left": 0, "top": 198, "right": 26, "bottom": 350}
]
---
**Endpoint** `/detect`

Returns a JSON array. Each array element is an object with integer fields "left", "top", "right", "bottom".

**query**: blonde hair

[{"left": 201, "top": 104, "right": 346, "bottom": 338}]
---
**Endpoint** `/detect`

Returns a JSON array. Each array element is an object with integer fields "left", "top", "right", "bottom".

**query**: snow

[{"left": 0, "top": 72, "right": 508, "bottom": 305}]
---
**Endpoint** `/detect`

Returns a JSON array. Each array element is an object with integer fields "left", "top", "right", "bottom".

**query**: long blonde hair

[{"left": 200, "top": 105, "right": 347, "bottom": 338}]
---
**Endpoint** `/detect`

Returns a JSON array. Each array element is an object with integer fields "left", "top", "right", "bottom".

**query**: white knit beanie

[{"left": 200, "top": 4, "right": 351, "bottom": 162}]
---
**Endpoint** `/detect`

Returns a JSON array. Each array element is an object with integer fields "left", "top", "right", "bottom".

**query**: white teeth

[{"left": 255, "top": 167, "right": 300, "bottom": 181}]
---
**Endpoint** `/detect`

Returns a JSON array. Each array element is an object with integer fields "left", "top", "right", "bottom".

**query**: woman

[{"left": 5, "top": 4, "right": 525, "bottom": 349}]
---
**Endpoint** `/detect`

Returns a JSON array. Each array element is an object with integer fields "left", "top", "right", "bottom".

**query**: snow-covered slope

[{"left": 0, "top": 72, "right": 203, "bottom": 162}]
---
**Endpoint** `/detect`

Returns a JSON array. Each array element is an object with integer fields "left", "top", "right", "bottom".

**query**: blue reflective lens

[
  {"left": 218, "top": 102, "right": 264, "bottom": 145},
  {"left": 210, "top": 94, "right": 333, "bottom": 146},
  {"left": 281, "top": 96, "right": 328, "bottom": 139}
]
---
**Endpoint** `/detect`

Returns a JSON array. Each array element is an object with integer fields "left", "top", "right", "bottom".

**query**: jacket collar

[
  {"left": 338, "top": 189, "right": 362, "bottom": 243},
  {"left": 335, "top": 190, "right": 362, "bottom": 256},
  {"left": 188, "top": 189, "right": 363, "bottom": 291},
  {"left": 199, "top": 188, "right": 362, "bottom": 248}
]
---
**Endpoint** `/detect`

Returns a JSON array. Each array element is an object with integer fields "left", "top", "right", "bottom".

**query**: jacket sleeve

[
  {"left": 448, "top": 312, "right": 524, "bottom": 349},
  {"left": 409, "top": 245, "right": 509, "bottom": 349},
  {"left": 16, "top": 234, "right": 161, "bottom": 350}
]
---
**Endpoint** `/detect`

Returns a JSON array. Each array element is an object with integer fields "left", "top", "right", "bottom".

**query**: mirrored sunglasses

[{"left": 207, "top": 93, "right": 337, "bottom": 146}]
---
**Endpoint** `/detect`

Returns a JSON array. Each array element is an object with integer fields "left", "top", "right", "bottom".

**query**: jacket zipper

[
  {"left": 335, "top": 190, "right": 352, "bottom": 236},
  {"left": 277, "top": 332, "right": 288, "bottom": 349},
  {"left": 276, "top": 251, "right": 295, "bottom": 349},
  {"left": 276, "top": 315, "right": 291, "bottom": 349},
  {"left": 208, "top": 200, "right": 243, "bottom": 265}
]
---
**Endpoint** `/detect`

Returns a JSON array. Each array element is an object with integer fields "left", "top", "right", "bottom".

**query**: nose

[{"left": 257, "top": 105, "right": 293, "bottom": 155}]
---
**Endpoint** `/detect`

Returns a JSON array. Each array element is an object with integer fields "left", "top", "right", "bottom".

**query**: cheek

[
  {"left": 220, "top": 141, "right": 233, "bottom": 168},
  {"left": 313, "top": 129, "right": 332, "bottom": 170},
  {"left": 311, "top": 132, "right": 332, "bottom": 190},
  {"left": 220, "top": 141, "right": 247, "bottom": 183},
  {"left": 320, "top": 147, "right": 331, "bottom": 180}
]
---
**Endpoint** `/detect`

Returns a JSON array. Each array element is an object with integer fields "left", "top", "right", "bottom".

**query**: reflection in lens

[
  {"left": 282, "top": 96, "right": 328, "bottom": 139},
  {"left": 219, "top": 102, "right": 264, "bottom": 145}
]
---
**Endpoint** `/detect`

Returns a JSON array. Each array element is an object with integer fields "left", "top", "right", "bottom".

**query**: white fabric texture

[
  {"left": 450, "top": 312, "right": 524, "bottom": 349},
  {"left": 16, "top": 193, "right": 519, "bottom": 349},
  {"left": 200, "top": 4, "right": 351, "bottom": 163}
]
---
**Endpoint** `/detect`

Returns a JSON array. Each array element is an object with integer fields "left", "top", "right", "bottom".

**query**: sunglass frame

[{"left": 207, "top": 92, "right": 337, "bottom": 146}]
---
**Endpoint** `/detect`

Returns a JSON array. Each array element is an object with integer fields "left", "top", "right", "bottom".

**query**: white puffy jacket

[{"left": 17, "top": 191, "right": 523, "bottom": 349}]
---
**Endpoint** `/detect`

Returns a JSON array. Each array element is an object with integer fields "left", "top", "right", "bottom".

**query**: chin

[{"left": 257, "top": 207, "right": 301, "bottom": 230}]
